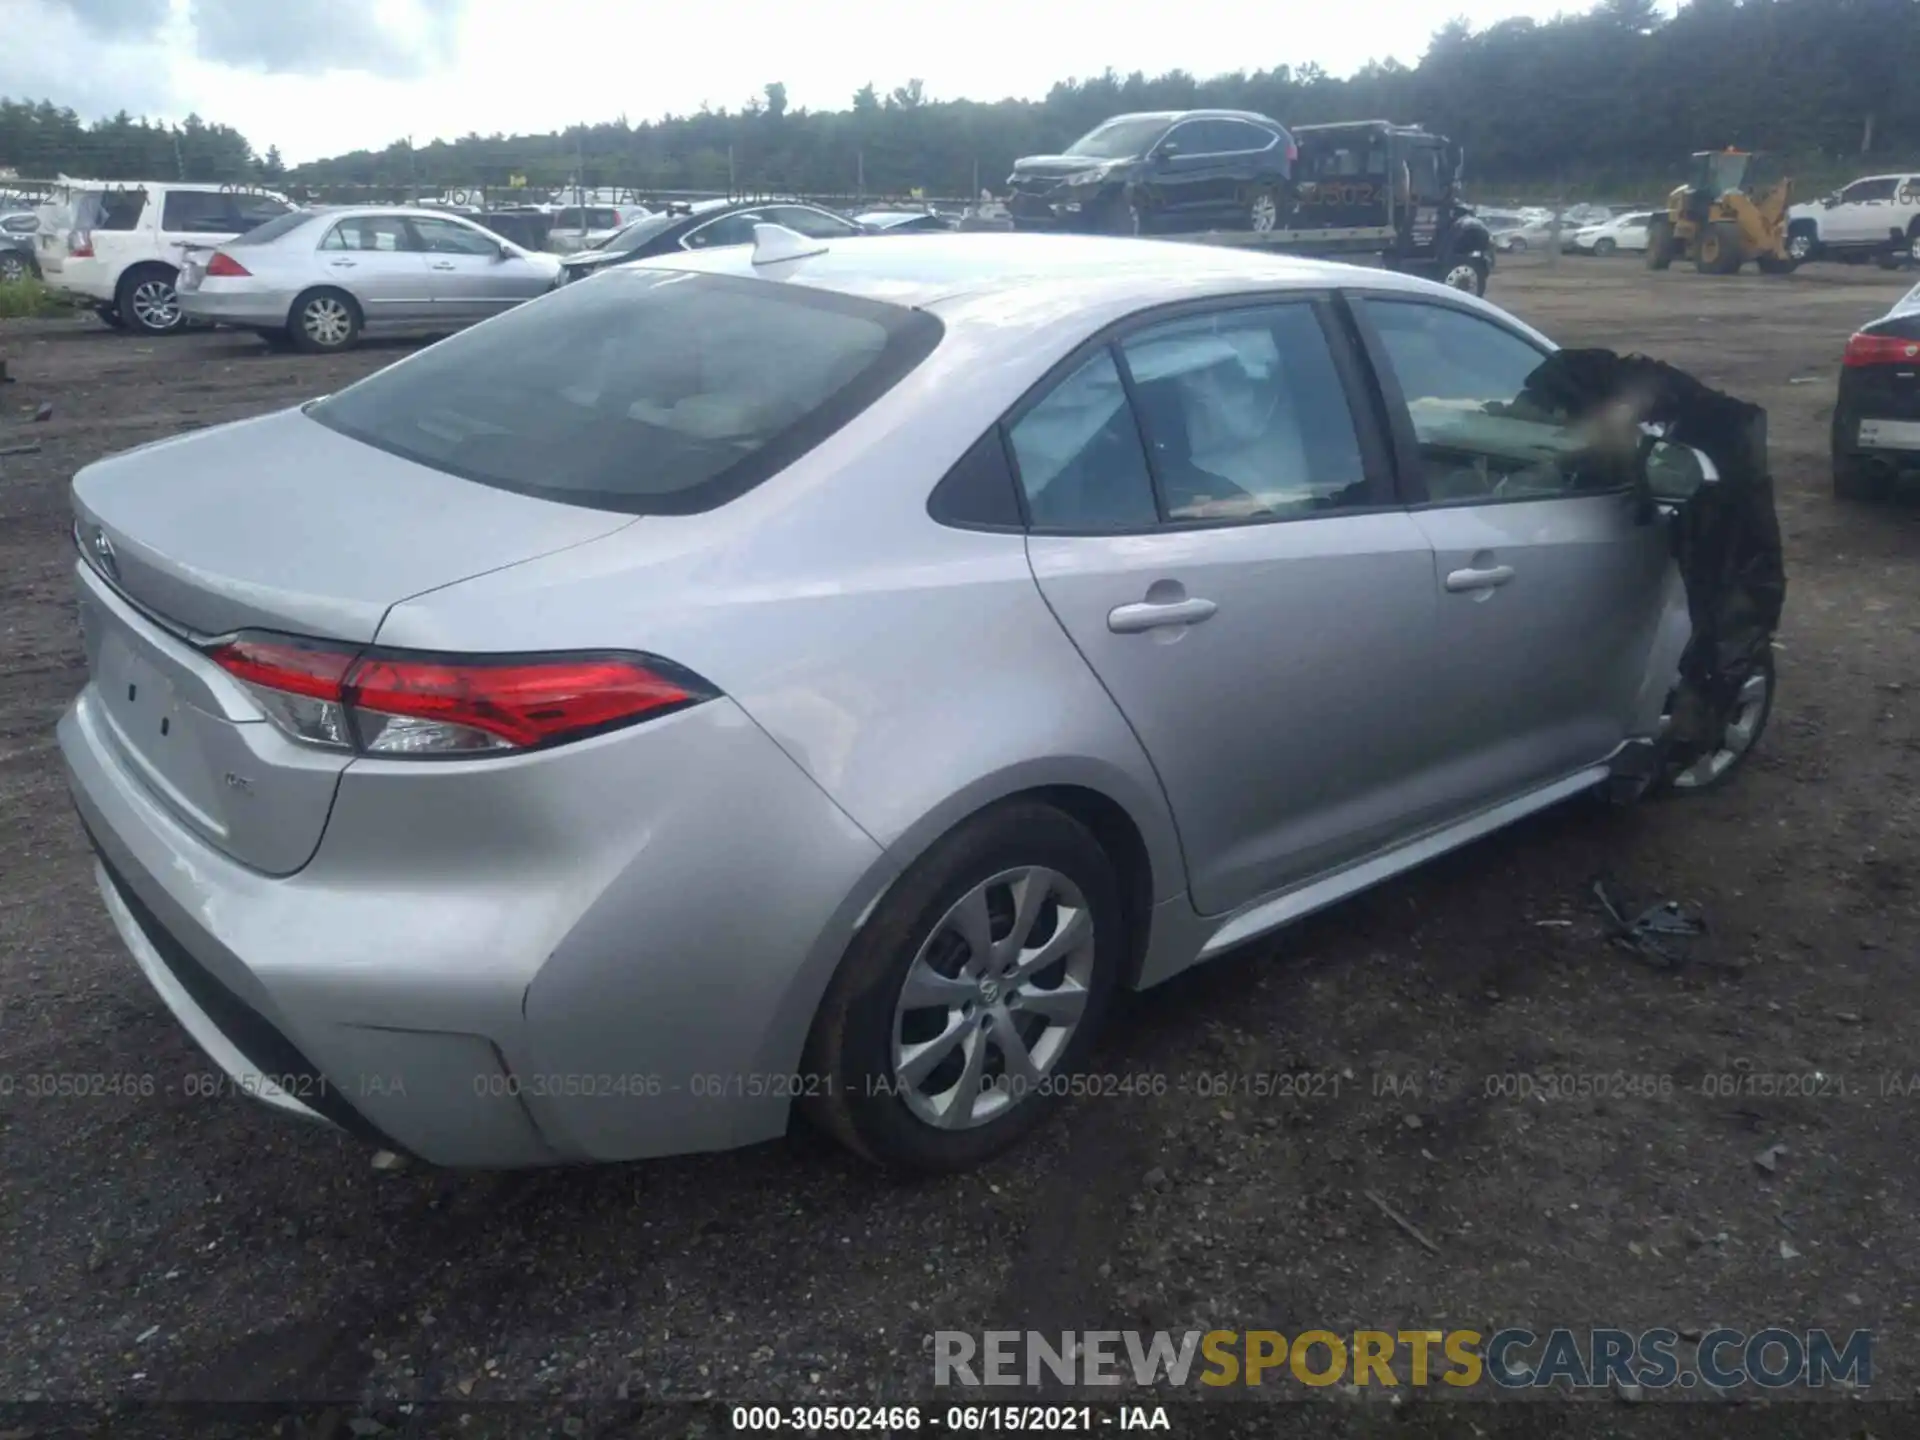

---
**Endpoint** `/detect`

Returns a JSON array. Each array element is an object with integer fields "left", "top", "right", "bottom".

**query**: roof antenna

[{"left": 751, "top": 222, "right": 829, "bottom": 266}]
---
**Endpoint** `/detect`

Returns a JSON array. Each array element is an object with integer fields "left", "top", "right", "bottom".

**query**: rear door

[
  {"left": 1350, "top": 293, "right": 1670, "bottom": 817},
  {"left": 1149, "top": 120, "right": 1249, "bottom": 226},
  {"left": 317, "top": 214, "right": 434, "bottom": 320},
  {"left": 1019, "top": 297, "right": 1443, "bottom": 915}
]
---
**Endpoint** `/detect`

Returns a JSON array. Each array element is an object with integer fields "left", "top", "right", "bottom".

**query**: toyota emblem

[{"left": 87, "top": 525, "right": 118, "bottom": 582}]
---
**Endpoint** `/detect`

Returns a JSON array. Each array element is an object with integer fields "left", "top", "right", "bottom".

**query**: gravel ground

[{"left": 1, "top": 255, "right": 1918, "bottom": 1430}]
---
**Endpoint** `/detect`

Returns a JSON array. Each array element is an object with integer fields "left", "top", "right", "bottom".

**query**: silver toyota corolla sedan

[
  {"left": 60, "top": 229, "right": 1753, "bottom": 1174},
  {"left": 178, "top": 206, "right": 562, "bottom": 352}
]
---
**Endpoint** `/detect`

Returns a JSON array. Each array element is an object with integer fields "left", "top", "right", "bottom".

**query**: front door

[
  {"left": 1016, "top": 298, "right": 1441, "bottom": 915},
  {"left": 409, "top": 217, "right": 532, "bottom": 318},
  {"left": 1829, "top": 178, "right": 1900, "bottom": 244},
  {"left": 1351, "top": 294, "right": 1671, "bottom": 816},
  {"left": 316, "top": 214, "right": 434, "bottom": 321}
]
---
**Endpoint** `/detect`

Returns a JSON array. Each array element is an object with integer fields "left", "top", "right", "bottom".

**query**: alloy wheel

[
  {"left": 1668, "top": 668, "right": 1771, "bottom": 790},
  {"left": 0, "top": 252, "right": 28, "bottom": 284},
  {"left": 890, "top": 866, "right": 1096, "bottom": 1130},
  {"left": 130, "top": 278, "right": 179, "bottom": 331},
  {"left": 301, "top": 296, "right": 354, "bottom": 348},
  {"left": 1788, "top": 232, "right": 1813, "bottom": 261},
  {"left": 1249, "top": 192, "right": 1278, "bottom": 233}
]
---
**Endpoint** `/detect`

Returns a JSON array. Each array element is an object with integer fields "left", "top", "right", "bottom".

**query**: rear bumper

[
  {"left": 179, "top": 286, "right": 293, "bottom": 328},
  {"left": 40, "top": 258, "right": 116, "bottom": 302},
  {"left": 60, "top": 685, "right": 894, "bottom": 1167}
]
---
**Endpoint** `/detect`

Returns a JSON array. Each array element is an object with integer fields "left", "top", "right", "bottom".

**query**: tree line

[{"left": 4, "top": 0, "right": 1917, "bottom": 201}]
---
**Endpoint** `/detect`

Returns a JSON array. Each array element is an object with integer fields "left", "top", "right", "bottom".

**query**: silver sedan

[
  {"left": 178, "top": 206, "right": 562, "bottom": 352},
  {"left": 61, "top": 230, "right": 1753, "bottom": 1174}
]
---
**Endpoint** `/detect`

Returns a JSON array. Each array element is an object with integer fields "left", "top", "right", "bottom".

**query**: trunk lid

[
  {"left": 71, "top": 406, "right": 635, "bottom": 642},
  {"left": 71, "top": 406, "right": 636, "bottom": 875}
]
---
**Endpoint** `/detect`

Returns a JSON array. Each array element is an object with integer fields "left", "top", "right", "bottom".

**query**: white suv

[
  {"left": 35, "top": 181, "right": 295, "bottom": 334},
  {"left": 1787, "top": 174, "right": 1920, "bottom": 268}
]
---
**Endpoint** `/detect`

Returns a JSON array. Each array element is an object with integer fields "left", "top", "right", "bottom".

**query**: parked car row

[{"left": 60, "top": 227, "right": 1751, "bottom": 1175}]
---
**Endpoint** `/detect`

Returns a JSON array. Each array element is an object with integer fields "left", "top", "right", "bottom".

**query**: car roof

[{"left": 620, "top": 230, "right": 1446, "bottom": 312}]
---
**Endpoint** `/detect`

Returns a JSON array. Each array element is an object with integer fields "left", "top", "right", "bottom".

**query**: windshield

[
  {"left": 307, "top": 270, "right": 944, "bottom": 516},
  {"left": 595, "top": 212, "right": 680, "bottom": 254},
  {"left": 1065, "top": 116, "right": 1171, "bottom": 160}
]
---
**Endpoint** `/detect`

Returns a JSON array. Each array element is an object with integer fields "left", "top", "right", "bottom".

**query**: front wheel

[
  {"left": 1696, "top": 222, "right": 1745, "bottom": 274},
  {"left": 1645, "top": 218, "right": 1676, "bottom": 270},
  {"left": 1786, "top": 226, "right": 1818, "bottom": 264},
  {"left": 0, "top": 250, "right": 32, "bottom": 284},
  {"left": 1593, "top": 237, "right": 1617, "bottom": 257},
  {"left": 800, "top": 802, "right": 1124, "bottom": 1173},
  {"left": 1659, "top": 650, "right": 1776, "bottom": 795}
]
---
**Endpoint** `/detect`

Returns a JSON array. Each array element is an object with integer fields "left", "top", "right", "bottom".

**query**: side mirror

[{"left": 1646, "top": 441, "right": 1719, "bottom": 502}]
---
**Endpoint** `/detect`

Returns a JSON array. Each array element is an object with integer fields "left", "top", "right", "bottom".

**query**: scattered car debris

[
  {"left": 1779, "top": 1239, "right": 1802, "bottom": 1260},
  {"left": 31, "top": 401, "right": 51, "bottom": 422},
  {"left": 0, "top": 441, "right": 41, "bottom": 458},
  {"left": 369, "top": 1150, "right": 406, "bottom": 1172},
  {"left": 1754, "top": 1142, "right": 1787, "bottom": 1174},
  {"left": 1365, "top": 1188, "right": 1441, "bottom": 1256},
  {"left": 1593, "top": 878, "right": 1707, "bottom": 967}
]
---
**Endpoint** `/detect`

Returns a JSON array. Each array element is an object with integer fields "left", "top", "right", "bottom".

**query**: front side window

[
  {"left": 308, "top": 271, "right": 942, "bottom": 515},
  {"left": 1007, "top": 349, "right": 1158, "bottom": 532},
  {"left": 75, "top": 188, "right": 148, "bottom": 231},
  {"left": 411, "top": 217, "right": 500, "bottom": 255},
  {"left": 322, "top": 216, "right": 418, "bottom": 253},
  {"left": 1064, "top": 116, "right": 1173, "bottom": 161},
  {"left": 1362, "top": 298, "right": 1601, "bottom": 504},
  {"left": 1844, "top": 178, "right": 1899, "bottom": 204},
  {"left": 1120, "top": 304, "right": 1370, "bottom": 521}
]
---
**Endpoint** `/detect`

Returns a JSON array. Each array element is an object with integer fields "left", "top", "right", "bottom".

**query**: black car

[
  {"left": 1007, "top": 110, "right": 1295, "bottom": 236},
  {"left": 557, "top": 198, "right": 869, "bottom": 283},
  {"left": 1833, "top": 284, "right": 1920, "bottom": 500}
]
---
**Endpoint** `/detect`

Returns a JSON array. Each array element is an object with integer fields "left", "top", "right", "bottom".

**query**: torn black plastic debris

[{"left": 1513, "top": 349, "right": 1786, "bottom": 775}]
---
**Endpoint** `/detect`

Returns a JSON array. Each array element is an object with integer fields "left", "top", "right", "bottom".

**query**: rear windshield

[
  {"left": 307, "top": 269, "right": 944, "bottom": 515},
  {"left": 598, "top": 213, "right": 680, "bottom": 253},
  {"left": 225, "top": 210, "right": 316, "bottom": 246}
]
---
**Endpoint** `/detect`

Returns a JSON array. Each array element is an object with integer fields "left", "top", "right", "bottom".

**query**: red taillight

[
  {"left": 205, "top": 251, "right": 250, "bottom": 278},
  {"left": 207, "top": 634, "right": 710, "bottom": 757},
  {"left": 1844, "top": 331, "right": 1920, "bottom": 367},
  {"left": 68, "top": 230, "right": 94, "bottom": 258}
]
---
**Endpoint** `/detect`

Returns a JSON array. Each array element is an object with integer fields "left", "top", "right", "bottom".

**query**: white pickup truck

[{"left": 1787, "top": 174, "right": 1920, "bottom": 268}]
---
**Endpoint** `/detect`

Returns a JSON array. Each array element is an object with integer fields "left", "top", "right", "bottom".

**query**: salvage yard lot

[{"left": 2, "top": 255, "right": 1918, "bottom": 1413}]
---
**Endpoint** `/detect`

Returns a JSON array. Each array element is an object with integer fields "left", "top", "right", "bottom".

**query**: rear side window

[
  {"left": 323, "top": 216, "right": 417, "bottom": 252},
  {"left": 1119, "top": 304, "right": 1369, "bottom": 519},
  {"left": 162, "top": 190, "right": 237, "bottom": 233},
  {"left": 233, "top": 194, "right": 293, "bottom": 231},
  {"left": 76, "top": 188, "right": 146, "bottom": 231},
  {"left": 1008, "top": 349, "right": 1158, "bottom": 532},
  {"left": 308, "top": 270, "right": 944, "bottom": 515}
]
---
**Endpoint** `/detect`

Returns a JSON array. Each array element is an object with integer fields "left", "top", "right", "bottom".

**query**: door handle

[
  {"left": 430, "top": 261, "right": 457, "bottom": 271},
  {"left": 1445, "top": 564, "right": 1515, "bottom": 592},
  {"left": 1108, "top": 597, "right": 1218, "bottom": 634},
  {"left": 328, "top": 259, "right": 357, "bottom": 268}
]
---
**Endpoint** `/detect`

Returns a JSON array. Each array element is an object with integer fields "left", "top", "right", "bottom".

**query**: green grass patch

[{"left": 0, "top": 279, "right": 76, "bottom": 319}]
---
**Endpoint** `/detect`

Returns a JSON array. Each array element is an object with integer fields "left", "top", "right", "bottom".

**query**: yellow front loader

[{"left": 1647, "top": 149, "right": 1798, "bottom": 276}]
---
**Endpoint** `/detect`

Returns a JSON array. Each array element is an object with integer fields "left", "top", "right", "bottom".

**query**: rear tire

[
  {"left": 288, "top": 288, "right": 362, "bottom": 353},
  {"left": 1834, "top": 454, "right": 1889, "bottom": 503},
  {"left": 1594, "top": 237, "right": 1617, "bottom": 257},
  {"left": 0, "top": 251, "right": 31, "bottom": 284},
  {"left": 1245, "top": 184, "right": 1281, "bottom": 234},
  {"left": 799, "top": 801, "right": 1124, "bottom": 1174},
  {"left": 1645, "top": 218, "right": 1675, "bottom": 270},
  {"left": 116, "top": 264, "right": 183, "bottom": 334},
  {"left": 1441, "top": 257, "right": 1489, "bottom": 296}
]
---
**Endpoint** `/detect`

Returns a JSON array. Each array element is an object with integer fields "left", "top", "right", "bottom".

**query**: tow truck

[{"left": 1179, "top": 119, "right": 1496, "bottom": 296}]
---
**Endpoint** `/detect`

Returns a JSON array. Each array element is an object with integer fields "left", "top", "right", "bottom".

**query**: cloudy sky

[{"left": 5, "top": 0, "right": 1659, "bottom": 163}]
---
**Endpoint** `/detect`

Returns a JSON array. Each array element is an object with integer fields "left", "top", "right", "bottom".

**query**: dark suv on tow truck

[{"left": 1007, "top": 110, "right": 1296, "bottom": 236}]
